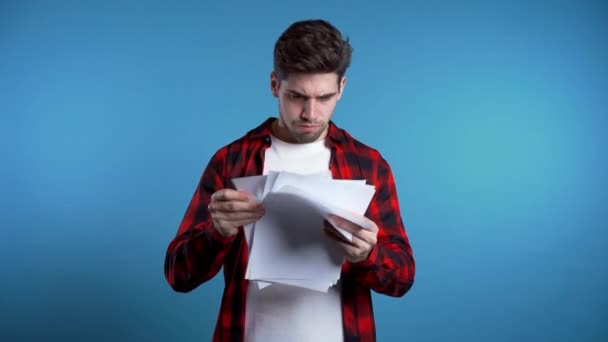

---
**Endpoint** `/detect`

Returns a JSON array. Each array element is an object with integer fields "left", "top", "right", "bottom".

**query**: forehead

[{"left": 281, "top": 72, "right": 340, "bottom": 95}]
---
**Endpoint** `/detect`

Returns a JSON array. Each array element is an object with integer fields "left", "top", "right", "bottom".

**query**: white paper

[
  {"left": 231, "top": 175, "right": 267, "bottom": 250},
  {"left": 254, "top": 278, "right": 337, "bottom": 292},
  {"left": 247, "top": 190, "right": 343, "bottom": 279},
  {"left": 232, "top": 171, "right": 376, "bottom": 292},
  {"left": 269, "top": 171, "right": 375, "bottom": 241}
]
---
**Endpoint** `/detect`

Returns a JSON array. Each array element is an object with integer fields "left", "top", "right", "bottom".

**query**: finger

[
  {"left": 324, "top": 228, "right": 349, "bottom": 248},
  {"left": 325, "top": 222, "right": 375, "bottom": 251},
  {"left": 351, "top": 233, "right": 373, "bottom": 251},
  {"left": 210, "top": 200, "right": 265, "bottom": 214},
  {"left": 218, "top": 217, "right": 262, "bottom": 229},
  {"left": 330, "top": 236, "right": 363, "bottom": 257},
  {"left": 349, "top": 229, "right": 377, "bottom": 246},
  {"left": 323, "top": 222, "right": 355, "bottom": 245},
  {"left": 327, "top": 215, "right": 361, "bottom": 233},
  {"left": 328, "top": 214, "right": 378, "bottom": 232},
  {"left": 211, "top": 189, "right": 256, "bottom": 202},
  {"left": 213, "top": 211, "right": 265, "bottom": 222},
  {"left": 235, "top": 217, "right": 263, "bottom": 227},
  {"left": 327, "top": 216, "right": 374, "bottom": 245}
]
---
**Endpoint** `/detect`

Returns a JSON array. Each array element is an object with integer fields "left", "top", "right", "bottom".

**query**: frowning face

[{"left": 270, "top": 72, "right": 346, "bottom": 143}]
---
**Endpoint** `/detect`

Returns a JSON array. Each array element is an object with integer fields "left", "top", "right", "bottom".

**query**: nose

[{"left": 300, "top": 98, "right": 318, "bottom": 121}]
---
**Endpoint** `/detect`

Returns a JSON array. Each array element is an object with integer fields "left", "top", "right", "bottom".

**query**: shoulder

[
  {"left": 205, "top": 121, "right": 271, "bottom": 179},
  {"left": 209, "top": 118, "right": 272, "bottom": 163},
  {"left": 337, "top": 128, "right": 400, "bottom": 200},
  {"left": 338, "top": 126, "right": 390, "bottom": 170},
  {"left": 208, "top": 132, "right": 255, "bottom": 169}
]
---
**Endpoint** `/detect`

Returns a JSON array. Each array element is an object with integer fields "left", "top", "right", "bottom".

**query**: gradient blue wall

[{"left": 2, "top": 1, "right": 606, "bottom": 340}]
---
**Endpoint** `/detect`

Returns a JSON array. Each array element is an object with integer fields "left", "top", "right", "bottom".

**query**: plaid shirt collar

[{"left": 246, "top": 117, "right": 349, "bottom": 144}]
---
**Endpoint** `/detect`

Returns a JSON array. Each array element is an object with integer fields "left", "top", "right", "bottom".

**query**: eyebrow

[{"left": 286, "top": 90, "right": 338, "bottom": 99}]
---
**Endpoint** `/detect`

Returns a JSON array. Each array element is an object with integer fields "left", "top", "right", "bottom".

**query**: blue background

[{"left": 2, "top": 0, "right": 607, "bottom": 340}]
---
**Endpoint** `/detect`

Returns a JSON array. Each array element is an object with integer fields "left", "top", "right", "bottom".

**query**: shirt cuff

[{"left": 209, "top": 224, "right": 237, "bottom": 247}]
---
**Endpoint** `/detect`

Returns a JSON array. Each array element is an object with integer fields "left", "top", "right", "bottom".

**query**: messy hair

[{"left": 273, "top": 19, "right": 353, "bottom": 85}]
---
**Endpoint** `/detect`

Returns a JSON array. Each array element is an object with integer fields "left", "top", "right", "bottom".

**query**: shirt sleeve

[
  {"left": 346, "top": 157, "right": 416, "bottom": 297},
  {"left": 164, "top": 149, "right": 236, "bottom": 292}
]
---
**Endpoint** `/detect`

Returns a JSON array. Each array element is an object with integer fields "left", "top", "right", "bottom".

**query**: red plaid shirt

[{"left": 165, "top": 118, "right": 415, "bottom": 342}]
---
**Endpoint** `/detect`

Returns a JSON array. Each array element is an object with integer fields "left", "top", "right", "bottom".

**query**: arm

[
  {"left": 344, "top": 158, "right": 416, "bottom": 297},
  {"left": 164, "top": 151, "right": 236, "bottom": 293}
]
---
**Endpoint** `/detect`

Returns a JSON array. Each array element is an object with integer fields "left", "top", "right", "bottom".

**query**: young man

[{"left": 164, "top": 19, "right": 415, "bottom": 342}]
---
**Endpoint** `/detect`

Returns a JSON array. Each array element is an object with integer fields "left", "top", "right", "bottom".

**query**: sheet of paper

[
  {"left": 269, "top": 171, "right": 375, "bottom": 241},
  {"left": 254, "top": 278, "right": 337, "bottom": 292},
  {"left": 233, "top": 171, "right": 377, "bottom": 292},
  {"left": 273, "top": 182, "right": 376, "bottom": 241},
  {"left": 271, "top": 171, "right": 374, "bottom": 214},
  {"left": 231, "top": 175, "right": 267, "bottom": 249},
  {"left": 262, "top": 171, "right": 281, "bottom": 198},
  {"left": 246, "top": 189, "right": 344, "bottom": 281}
]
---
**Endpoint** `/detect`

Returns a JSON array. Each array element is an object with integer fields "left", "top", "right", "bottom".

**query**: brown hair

[{"left": 273, "top": 19, "right": 353, "bottom": 84}]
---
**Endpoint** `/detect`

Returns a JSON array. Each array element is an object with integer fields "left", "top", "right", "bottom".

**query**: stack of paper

[{"left": 232, "top": 171, "right": 375, "bottom": 292}]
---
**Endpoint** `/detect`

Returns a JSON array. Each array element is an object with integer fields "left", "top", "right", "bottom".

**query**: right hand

[{"left": 208, "top": 189, "right": 265, "bottom": 237}]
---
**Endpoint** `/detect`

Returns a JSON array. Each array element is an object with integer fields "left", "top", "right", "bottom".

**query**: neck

[{"left": 270, "top": 120, "right": 290, "bottom": 142}]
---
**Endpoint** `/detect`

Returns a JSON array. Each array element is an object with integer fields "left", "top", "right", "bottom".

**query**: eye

[
  {"left": 319, "top": 95, "right": 332, "bottom": 102},
  {"left": 288, "top": 93, "right": 304, "bottom": 100}
]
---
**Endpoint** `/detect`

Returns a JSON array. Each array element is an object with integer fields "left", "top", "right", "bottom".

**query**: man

[{"left": 164, "top": 19, "right": 415, "bottom": 342}]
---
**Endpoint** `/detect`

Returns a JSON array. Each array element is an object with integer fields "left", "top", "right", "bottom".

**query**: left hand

[{"left": 324, "top": 214, "right": 379, "bottom": 263}]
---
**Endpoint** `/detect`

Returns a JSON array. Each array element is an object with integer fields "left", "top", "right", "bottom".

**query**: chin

[{"left": 295, "top": 132, "right": 323, "bottom": 143}]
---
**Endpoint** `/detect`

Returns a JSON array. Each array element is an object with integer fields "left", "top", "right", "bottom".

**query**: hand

[
  {"left": 208, "top": 189, "right": 265, "bottom": 237},
  {"left": 324, "top": 214, "right": 379, "bottom": 263}
]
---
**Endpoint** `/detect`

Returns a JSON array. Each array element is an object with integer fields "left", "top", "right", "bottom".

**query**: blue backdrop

[{"left": 2, "top": 1, "right": 606, "bottom": 340}]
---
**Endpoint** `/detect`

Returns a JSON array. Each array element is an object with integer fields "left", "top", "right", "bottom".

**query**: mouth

[{"left": 297, "top": 124, "right": 320, "bottom": 132}]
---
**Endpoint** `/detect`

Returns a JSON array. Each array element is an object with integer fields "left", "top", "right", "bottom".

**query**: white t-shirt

[{"left": 244, "top": 134, "right": 344, "bottom": 342}]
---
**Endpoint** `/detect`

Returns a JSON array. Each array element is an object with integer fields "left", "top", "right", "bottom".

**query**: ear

[
  {"left": 270, "top": 71, "right": 280, "bottom": 97},
  {"left": 337, "top": 76, "right": 347, "bottom": 100}
]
